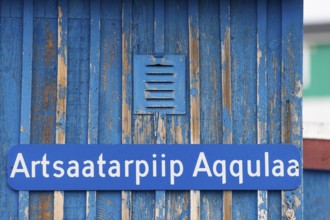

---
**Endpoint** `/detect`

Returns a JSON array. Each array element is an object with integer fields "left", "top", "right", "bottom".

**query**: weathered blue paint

[
  {"left": 87, "top": 0, "right": 100, "bottom": 219},
  {"left": 199, "top": 0, "right": 223, "bottom": 219},
  {"left": 165, "top": 1, "right": 190, "bottom": 218},
  {"left": 29, "top": 12, "right": 58, "bottom": 220},
  {"left": 0, "top": 14, "right": 22, "bottom": 220},
  {"left": 20, "top": 0, "right": 33, "bottom": 219},
  {"left": 0, "top": 0, "right": 304, "bottom": 219},
  {"left": 33, "top": 0, "right": 57, "bottom": 18},
  {"left": 231, "top": 0, "right": 258, "bottom": 219},
  {"left": 153, "top": 1, "right": 166, "bottom": 219},
  {"left": 256, "top": 0, "right": 268, "bottom": 218},
  {"left": 154, "top": 0, "right": 164, "bottom": 56},
  {"left": 64, "top": 0, "right": 90, "bottom": 218},
  {"left": 1, "top": 0, "right": 22, "bottom": 18},
  {"left": 97, "top": 0, "right": 122, "bottom": 219},
  {"left": 281, "top": 0, "right": 303, "bottom": 219},
  {"left": 266, "top": 1, "right": 282, "bottom": 219},
  {"left": 131, "top": 1, "right": 155, "bottom": 219},
  {"left": 122, "top": 0, "right": 133, "bottom": 218},
  {"left": 220, "top": 0, "right": 232, "bottom": 219}
]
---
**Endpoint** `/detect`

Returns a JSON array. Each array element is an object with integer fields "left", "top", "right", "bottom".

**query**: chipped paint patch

[{"left": 122, "top": 31, "right": 132, "bottom": 144}]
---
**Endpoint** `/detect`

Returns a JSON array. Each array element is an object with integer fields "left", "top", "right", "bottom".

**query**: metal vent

[{"left": 134, "top": 55, "right": 185, "bottom": 114}]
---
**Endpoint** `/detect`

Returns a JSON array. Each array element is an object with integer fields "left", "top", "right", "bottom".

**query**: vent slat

[
  {"left": 146, "top": 100, "right": 176, "bottom": 108},
  {"left": 145, "top": 75, "right": 175, "bottom": 81},
  {"left": 145, "top": 83, "right": 175, "bottom": 91},
  {"left": 146, "top": 72, "right": 175, "bottom": 75},
  {"left": 146, "top": 64, "right": 174, "bottom": 67},
  {"left": 145, "top": 91, "right": 174, "bottom": 100}
]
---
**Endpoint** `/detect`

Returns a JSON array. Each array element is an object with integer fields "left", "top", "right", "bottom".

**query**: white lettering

[
  {"left": 53, "top": 160, "right": 64, "bottom": 178},
  {"left": 193, "top": 152, "right": 212, "bottom": 177},
  {"left": 10, "top": 153, "right": 30, "bottom": 178},
  {"left": 287, "top": 159, "right": 299, "bottom": 176},
  {"left": 82, "top": 160, "right": 94, "bottom": 177},
  {"left": 212, "top": 160, "right": 227, "bottom": 184},
  {"left": 230, "top": 160, "right": 243, "bottom": 184},
  {"left": 170, "top": 160, "right": 183, "bottom": 185},
  {"left": 97, "top": 154, "right": 106, "bottom": 177},
  {"left": 136, "top": 160, "right": 149, "bottom": 185},
  {"left": 247, "top": 160, "right": 260, "bottom": 177},
  {"left": 265, "top": 152, "right": 269, "bottom": 177},
  {"left": 31, "top": 160, "right": 40, "bottom": 178},
  {"left": 272, "top": 159, "right": 284, "bottom": 177},
  {"left": 108, "top": 160, "right": 120, "bottom": 177},
  {"left": 41, "top": 154, "right": 50, "bottom": 178},
  {"left": 125, "top": 160, "right": 134, "bottom": 177},
  {"left": 67, "top": 160, "right": 79, "bottom": 177}
]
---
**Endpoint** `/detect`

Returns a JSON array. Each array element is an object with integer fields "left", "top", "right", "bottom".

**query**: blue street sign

[{"left": 7, "top": 144, "right": 301, "bottom": 191}]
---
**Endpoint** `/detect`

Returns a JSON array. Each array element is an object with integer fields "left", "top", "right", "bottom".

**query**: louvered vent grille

[{"left": 134, "top": 55, "right": 185, "bottom": 114}]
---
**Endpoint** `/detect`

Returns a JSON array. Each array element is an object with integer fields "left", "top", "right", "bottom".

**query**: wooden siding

[{"left": 0, "top": 0, "right": 303, "bottom": 219}]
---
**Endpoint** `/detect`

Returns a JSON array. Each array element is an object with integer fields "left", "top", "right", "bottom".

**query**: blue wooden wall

[{"left": 0, "top": 0, "right": 303, "bottom": 219}]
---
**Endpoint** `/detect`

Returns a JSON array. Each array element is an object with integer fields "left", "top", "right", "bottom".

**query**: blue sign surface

[{"left": 7, "top": 144, "right": 301, "bottom": 190}]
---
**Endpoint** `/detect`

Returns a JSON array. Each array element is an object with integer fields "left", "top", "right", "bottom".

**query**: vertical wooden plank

[
  {"left": 281, "top": 0, "right": 303, "bottom": 219},
  {"left": 220, "top": 0, "right": 232, "bottom": 219},
  {"left": 231, "top": 0, "right": 258, "bottom": 219},
  {"left": 19, "top": 0, "right": 33, "bottom": 219},
  {"left": 188, "top": 0, "right": 200, "bottom": 219},
  {"left": 199, "top": 0, "right": 223, "bottom": 219},
  {"left": 64, "top": 0, "right": 90, "bottom": 218},
  {"left": 97, "top": 0, "right": 122, "bottom": 218},
  {"left": 0, "top": 10, "right": 22, "bottom": 220},
  {"left": 29, "top": 3, "right": 57, "bottom": 218},
  {"left": 257, "top": 0, "right": 268, "bottom": 219},
  {"left": 86, "top": 0, "right": 100, "bottom": 219},
  {"left": 131, "top": 1, "right": 155, "bottom": 219},
  {"left": 164, "top": 0, "right": 190, "bottom": 219},
  {"left": 266, "top": 0, "right": 282, "bottom": 218},
  {"left": 54, "top": 0, "right": 68, "bottom": 219},
  {"left": 122, "top": 0, "right": 133, "bottom": 219},
  {"left": 155, "top": 113, "right": 166, "bottom": 220},
  {"left": 154, "top": 1, "right": 166, "bottom": 219}
]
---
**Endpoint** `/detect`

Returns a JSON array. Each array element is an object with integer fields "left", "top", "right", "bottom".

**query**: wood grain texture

[
  {"left": 154, "top": 1, "right": 166, "bottom": 218},
  {"left": 199, "top": 0, "right": 223, "bottom": 219},
  {"left": 0, "top": 16, "right": 22, "bottom": 220},
  {"left": 54, "top": 0, "right": 68, "bottom": 219},
  {"left": 266, "top": 1, "right": 282, "bottom": 218},
  {"left": 96, "top": 0, "right": 122, "bottom": 219},
  {"left": 281, "top": 1, "right": 303, "bottom": 219},
  {"left": 256, "top": 0, "right": 268, "bottom": 219},
  {"left": 131, "top": 1, "right": 155, "bottom": 219},
  {"left": 20, "top": 1, "right": 33, "bottom": 219},
  {"left": 64, "top": 0, "right": 91, "bottom": 217},
  {"left": 220, "top": 0, "right": 232, "bottom": 219},
  {"left": 122, "top": 0, "right": 133, "bottom": 219},
  {"left": 231, "top": 0, "right": 257, "bottom": 219},
  {"left": 153, "top": 0, "right": 166, "bottom": 220},
  {"left": 86, "top": 0, "right": 100, "bottom": 219},
  {"left": 0, "top": 0, "right": 305, "bottom": 219},
  {"left": 189, "top": 0, "right": 200, "bottom": 219},
  {"left": 165, "top": 0, "right": 190, "bottom": 219},
  {"left": 29, "top": 14, "right": 57, "bottom": 220}
]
